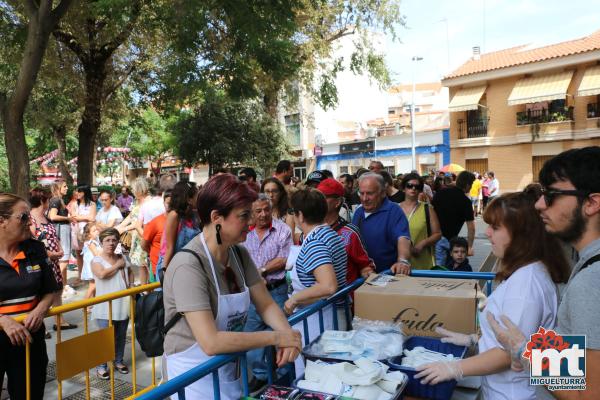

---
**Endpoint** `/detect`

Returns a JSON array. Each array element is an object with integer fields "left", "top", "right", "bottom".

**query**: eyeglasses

[
  {"left": 287, "top": 208, "right": 297, "bottom": 215},
  {"left": 540, "top": 188, "right": 590, "bottom": 206},
  {"left": 405, "top": 183, "right": 423, "bottom": 191},
  {"left": 5, "top": 212, "right": 31, "bottom": 224},
  {"left": 238, "top": 175, "right": 247, "bottom": 181}
]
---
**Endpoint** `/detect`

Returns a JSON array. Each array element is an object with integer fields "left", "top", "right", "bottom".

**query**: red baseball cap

[{"left": 317, "top": 178, "right": 344, "bottom": 197}]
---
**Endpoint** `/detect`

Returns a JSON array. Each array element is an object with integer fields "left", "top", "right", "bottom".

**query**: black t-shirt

[
  {"left": 388, "top": 190, "right": 405, "bottom": 203},
  {"left": 0, "top": 239, "right": 61, "bottom": 317},
  {"left": 49, "top": 197, "right": 68, "bottom": 224},
  {"left": 432, "top": 186, "right": 474, "bottom": 240}
]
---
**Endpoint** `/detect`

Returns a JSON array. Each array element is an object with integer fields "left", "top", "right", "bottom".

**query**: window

[
  {"left": 384, "top": 166, "right": 396, "bottom": 176},
  {"left": 465, "top": 158, "right": 488, "bottom": 175},
  {"left": 339, "top": 166, "right": 349, "bottom": 174},
  {"left": 532, "top": 155, "right": 555, "bottom": 182},
  {"left": 285, "top": 114, "right": 301, "bottom": 147},
  {"left": 293, "top": 166, "right": 307, "bottom": 180},
  {"left": 464, "top": 106, "right": 488, "bottom": 138}
]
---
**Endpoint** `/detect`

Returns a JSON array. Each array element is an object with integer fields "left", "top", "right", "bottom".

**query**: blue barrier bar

[
  {"left": 212, "top": 370, "right": 220, "bottom": 400},
  {"left": 139, "top": 270, "right": 495, "bottom": 400}
]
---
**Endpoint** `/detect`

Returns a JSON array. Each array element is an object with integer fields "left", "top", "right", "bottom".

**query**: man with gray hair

[
  {"left": 352, "top": 172, "right": 412, "bottom": 274},
  {"left": 242, "top": 193, "right": 293, "bottom": 390}
]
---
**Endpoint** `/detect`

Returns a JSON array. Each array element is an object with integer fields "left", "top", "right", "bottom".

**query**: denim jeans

[
  {"left": 243, "top": 283, "right": 288, "bottom": 381},
  {"left": 96, "top": 318, "right": 129, "bottom": 370},
  {"left": 435, "top": 236, "right": 451, "bottom": 267}
]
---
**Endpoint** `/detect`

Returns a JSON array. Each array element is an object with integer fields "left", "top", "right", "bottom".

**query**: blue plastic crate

[{"left": 386, "top": 336, "right": 467, "bottom": 400}]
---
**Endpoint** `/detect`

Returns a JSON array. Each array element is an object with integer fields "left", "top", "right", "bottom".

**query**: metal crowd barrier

[
  {"left": 136, "top": 270, "right": 496, "bottom": 400},
  {"left": 6, "top": 282, "right": 161, "bottom": 400}
]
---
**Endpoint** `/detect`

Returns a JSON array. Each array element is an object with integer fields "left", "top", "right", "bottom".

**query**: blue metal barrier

[{"left": 137, "top": 270, "right": 495, "bottom": 400}]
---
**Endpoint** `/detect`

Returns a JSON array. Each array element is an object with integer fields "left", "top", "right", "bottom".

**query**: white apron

[
  {"left": 166, "top": 233, "right": 250, "bottom": 400},
  {"left": 286, "top": 225, "right": 334, "bottom": 377}
]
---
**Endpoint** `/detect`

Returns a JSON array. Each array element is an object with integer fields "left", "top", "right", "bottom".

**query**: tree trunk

[
  {"left": 263, "top": 90, "right": 279, "bottom": 118},
  {"left": 52, "top": 124, "right": 74, "bottom": 185},
  {"left": 76, "top": 69, "right": 106, "bottom": 185},
  {"left": 1, "top": 113, "right": 30, "bottom": 196},
  {"left": 0, "top": 0, "right": 72, "bottom": 196}
]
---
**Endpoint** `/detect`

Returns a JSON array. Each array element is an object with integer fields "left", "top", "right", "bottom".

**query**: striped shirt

[
  {"left": 296, "top": 226, "right": 347, "bottom": 288},
  {"left": 243, "top": 218, "right": 292, "bottom": 282}
]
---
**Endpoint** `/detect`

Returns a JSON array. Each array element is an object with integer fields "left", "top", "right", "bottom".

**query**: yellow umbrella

[{"left": 440, "top": 163, "right": 465, "bottom": 173}]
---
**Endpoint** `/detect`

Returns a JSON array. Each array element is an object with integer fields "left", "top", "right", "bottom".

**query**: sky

[{"left": 385, "top": 0, "right": 600, "bottom": 85}]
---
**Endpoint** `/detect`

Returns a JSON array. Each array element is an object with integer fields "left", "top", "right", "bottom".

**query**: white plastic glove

[
  {"left": 414, "top": 360, "right": 463, "bottom": 385},
  {"left": 435, "top": 326, "right": 478, "bottom": 347},
  {"left": 486, "top": 312, "right": 528, "bottom": 372}
]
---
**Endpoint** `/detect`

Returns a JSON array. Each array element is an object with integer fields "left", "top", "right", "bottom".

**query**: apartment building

[{"left": 443, "top": 30, "right": 600, "bottom": 191}]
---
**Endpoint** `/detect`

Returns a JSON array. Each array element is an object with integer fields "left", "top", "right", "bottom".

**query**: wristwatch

[
  {"left": 259, "top": 267, "right": 267, "bottom": 276},
  {"left": 398, "top": 258, "right": 411, "bottom": 267}
]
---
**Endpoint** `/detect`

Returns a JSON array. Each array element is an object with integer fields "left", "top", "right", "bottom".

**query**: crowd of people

[{"left": 0, "top": 147, "right": 598, "bottom": 399}]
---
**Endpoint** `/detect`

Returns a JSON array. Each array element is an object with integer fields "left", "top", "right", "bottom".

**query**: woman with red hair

[{"left": 162, "top": 174, "right": 301, "bottom": 399}]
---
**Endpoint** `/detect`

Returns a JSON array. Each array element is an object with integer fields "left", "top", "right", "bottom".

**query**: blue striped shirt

[{"left": 296, "top": 226, "right": 347, "bottom": 289}]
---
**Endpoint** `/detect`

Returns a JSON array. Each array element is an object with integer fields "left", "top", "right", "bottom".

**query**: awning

[
  {"left": 508, "top": 71, "right": 573, "bottom": 106},
  {"left": 448, "top": 85, "right": 487, "bottom": 112},
  {"left": 577, "top": 65, "right": 600, "bottom": 97}
]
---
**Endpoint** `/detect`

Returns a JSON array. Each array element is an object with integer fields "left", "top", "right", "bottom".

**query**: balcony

[
  {"left": 457, "top": 117, "right": 488, "bottom": 139},
  {"left": 516, "top": 107, "right": 574, "bottom": 126},
  {"left": 588, "top": 103, "right": 599, "bottom": 118}
]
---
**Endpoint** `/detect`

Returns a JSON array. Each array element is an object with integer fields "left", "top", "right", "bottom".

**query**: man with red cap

[{"left": 316, "top": 179, "right": 374, "bottom": 286}]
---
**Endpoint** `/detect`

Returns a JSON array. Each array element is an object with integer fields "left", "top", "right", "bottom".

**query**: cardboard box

[{"left": 354, "top": 274, "right": 479, "bottom": 337}]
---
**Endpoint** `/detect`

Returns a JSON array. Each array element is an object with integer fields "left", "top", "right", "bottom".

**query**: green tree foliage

[
  {"left": 112, "top": 106, "right": 176, "bottom": 173},
  {"left": 0, "top": 0, "right": 73, "bottom": 195},
  {"left": 174, "top": 91, "right": 287, "bottom": 174}
]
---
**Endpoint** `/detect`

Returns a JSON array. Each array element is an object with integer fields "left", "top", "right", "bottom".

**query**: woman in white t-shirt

[
  {"left": 95, "top": 190, "right": 123, "bottom": 230},
  {"left": 415, "top": 185, "right": 570, "bottom": 400},
  {"left": 91, "top": 228, "right": 133, "bottom": 380}
]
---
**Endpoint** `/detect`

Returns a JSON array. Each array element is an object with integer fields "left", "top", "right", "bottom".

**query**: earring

[{"left": 215, "top": 224, "right": 222, "bottom": 245}]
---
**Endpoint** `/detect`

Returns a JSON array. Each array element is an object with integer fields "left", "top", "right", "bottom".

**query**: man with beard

[{"left": 487, "top": 146, "right": 600, "bottom": 399}]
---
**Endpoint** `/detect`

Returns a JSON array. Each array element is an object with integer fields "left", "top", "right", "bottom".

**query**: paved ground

[{"left": 2, "top": 217, "right": 492, "bottom": 400}]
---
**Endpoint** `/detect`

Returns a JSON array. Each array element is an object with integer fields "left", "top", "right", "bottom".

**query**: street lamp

[{"left": 410, "top": 56, "right": 423, "bottom": 171}]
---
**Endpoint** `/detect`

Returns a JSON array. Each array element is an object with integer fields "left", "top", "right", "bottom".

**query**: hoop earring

[{"left": 215, "top": 224, "right": 222, "bottom": 245}]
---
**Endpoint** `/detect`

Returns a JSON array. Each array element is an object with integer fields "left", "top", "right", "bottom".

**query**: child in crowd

[
  {"left": 81, "top": 222, "right": 101, "bottom": 300},
  {"left": 445, "top": 236, "right": 473, "bottom": 272}
]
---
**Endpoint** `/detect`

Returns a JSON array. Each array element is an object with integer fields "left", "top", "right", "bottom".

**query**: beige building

[{"left": 443, "top": 30, "right": 600, "bottom": 192}]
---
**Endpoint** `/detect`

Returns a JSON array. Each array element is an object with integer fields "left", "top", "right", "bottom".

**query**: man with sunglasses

[
  {"left": 238, "top": 167, "right": 260, "bottom": 193},
  {"left": 487, "top": 146, "right": 600, "bottom": 399}
]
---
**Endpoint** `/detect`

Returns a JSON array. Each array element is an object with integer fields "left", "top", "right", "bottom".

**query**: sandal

[
  {"left": 53, "top": 323, "right": 78, "bottom": 331},
  {"left": 115, "top": 364, "right": 129, "bottom": 374},
  {"left": 96, "top": 369, "right": 110, "bottom": 380}
]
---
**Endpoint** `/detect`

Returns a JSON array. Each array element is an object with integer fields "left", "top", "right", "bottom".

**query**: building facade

[{"left": 443, "top": 30, "right": 600, "bottom": 192}]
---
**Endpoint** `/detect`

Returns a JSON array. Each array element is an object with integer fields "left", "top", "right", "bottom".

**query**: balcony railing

[
  {"left": 457, "top": 117, "right": 489, "bottom": 139},
  {"left": 516, "top": 107, "right": 574, "bottom": 126},
  {"left": 588, "top": 103, "right": 599, "bottom": 118}
]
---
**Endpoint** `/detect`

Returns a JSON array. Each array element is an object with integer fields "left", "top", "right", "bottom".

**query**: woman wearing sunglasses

[
  {"left": 29, "top": 187, "right": 78, "bottom": 336},
  {"left": 0, "top": 193, "right": 62, "bottom": 399},
  {"left": 399, "top": 173, "right": 442, "bottom": 270},
  {"left": 414, "top": 185, "right": 570, "bottom": 399},
  {"left": 163, "top": 174, "right": 301, "bottom": 400}
]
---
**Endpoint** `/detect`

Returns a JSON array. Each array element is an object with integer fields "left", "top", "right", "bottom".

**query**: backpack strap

[
  {"left": 162, "top": 248, "right": 206, "bottom": 335},
  {"left": 580, "top": 254, "right": 600, "bottom": 272}
]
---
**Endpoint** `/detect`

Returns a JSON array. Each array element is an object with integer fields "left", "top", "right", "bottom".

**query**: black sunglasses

[
  {"left": 238, "top": 175, "right": 247, "bottom": 181},
  {"left": 405, "top": 183, "right": 423, "bottom": 191},
  {"left": 6, "top": 212, "right": 31, "bottom": 224},
  {"left": 287, "top": 208, "right": 297, "bottom": 215},
  {"left": 540, "top": 188, "right": 590, "bottom": 206}
]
